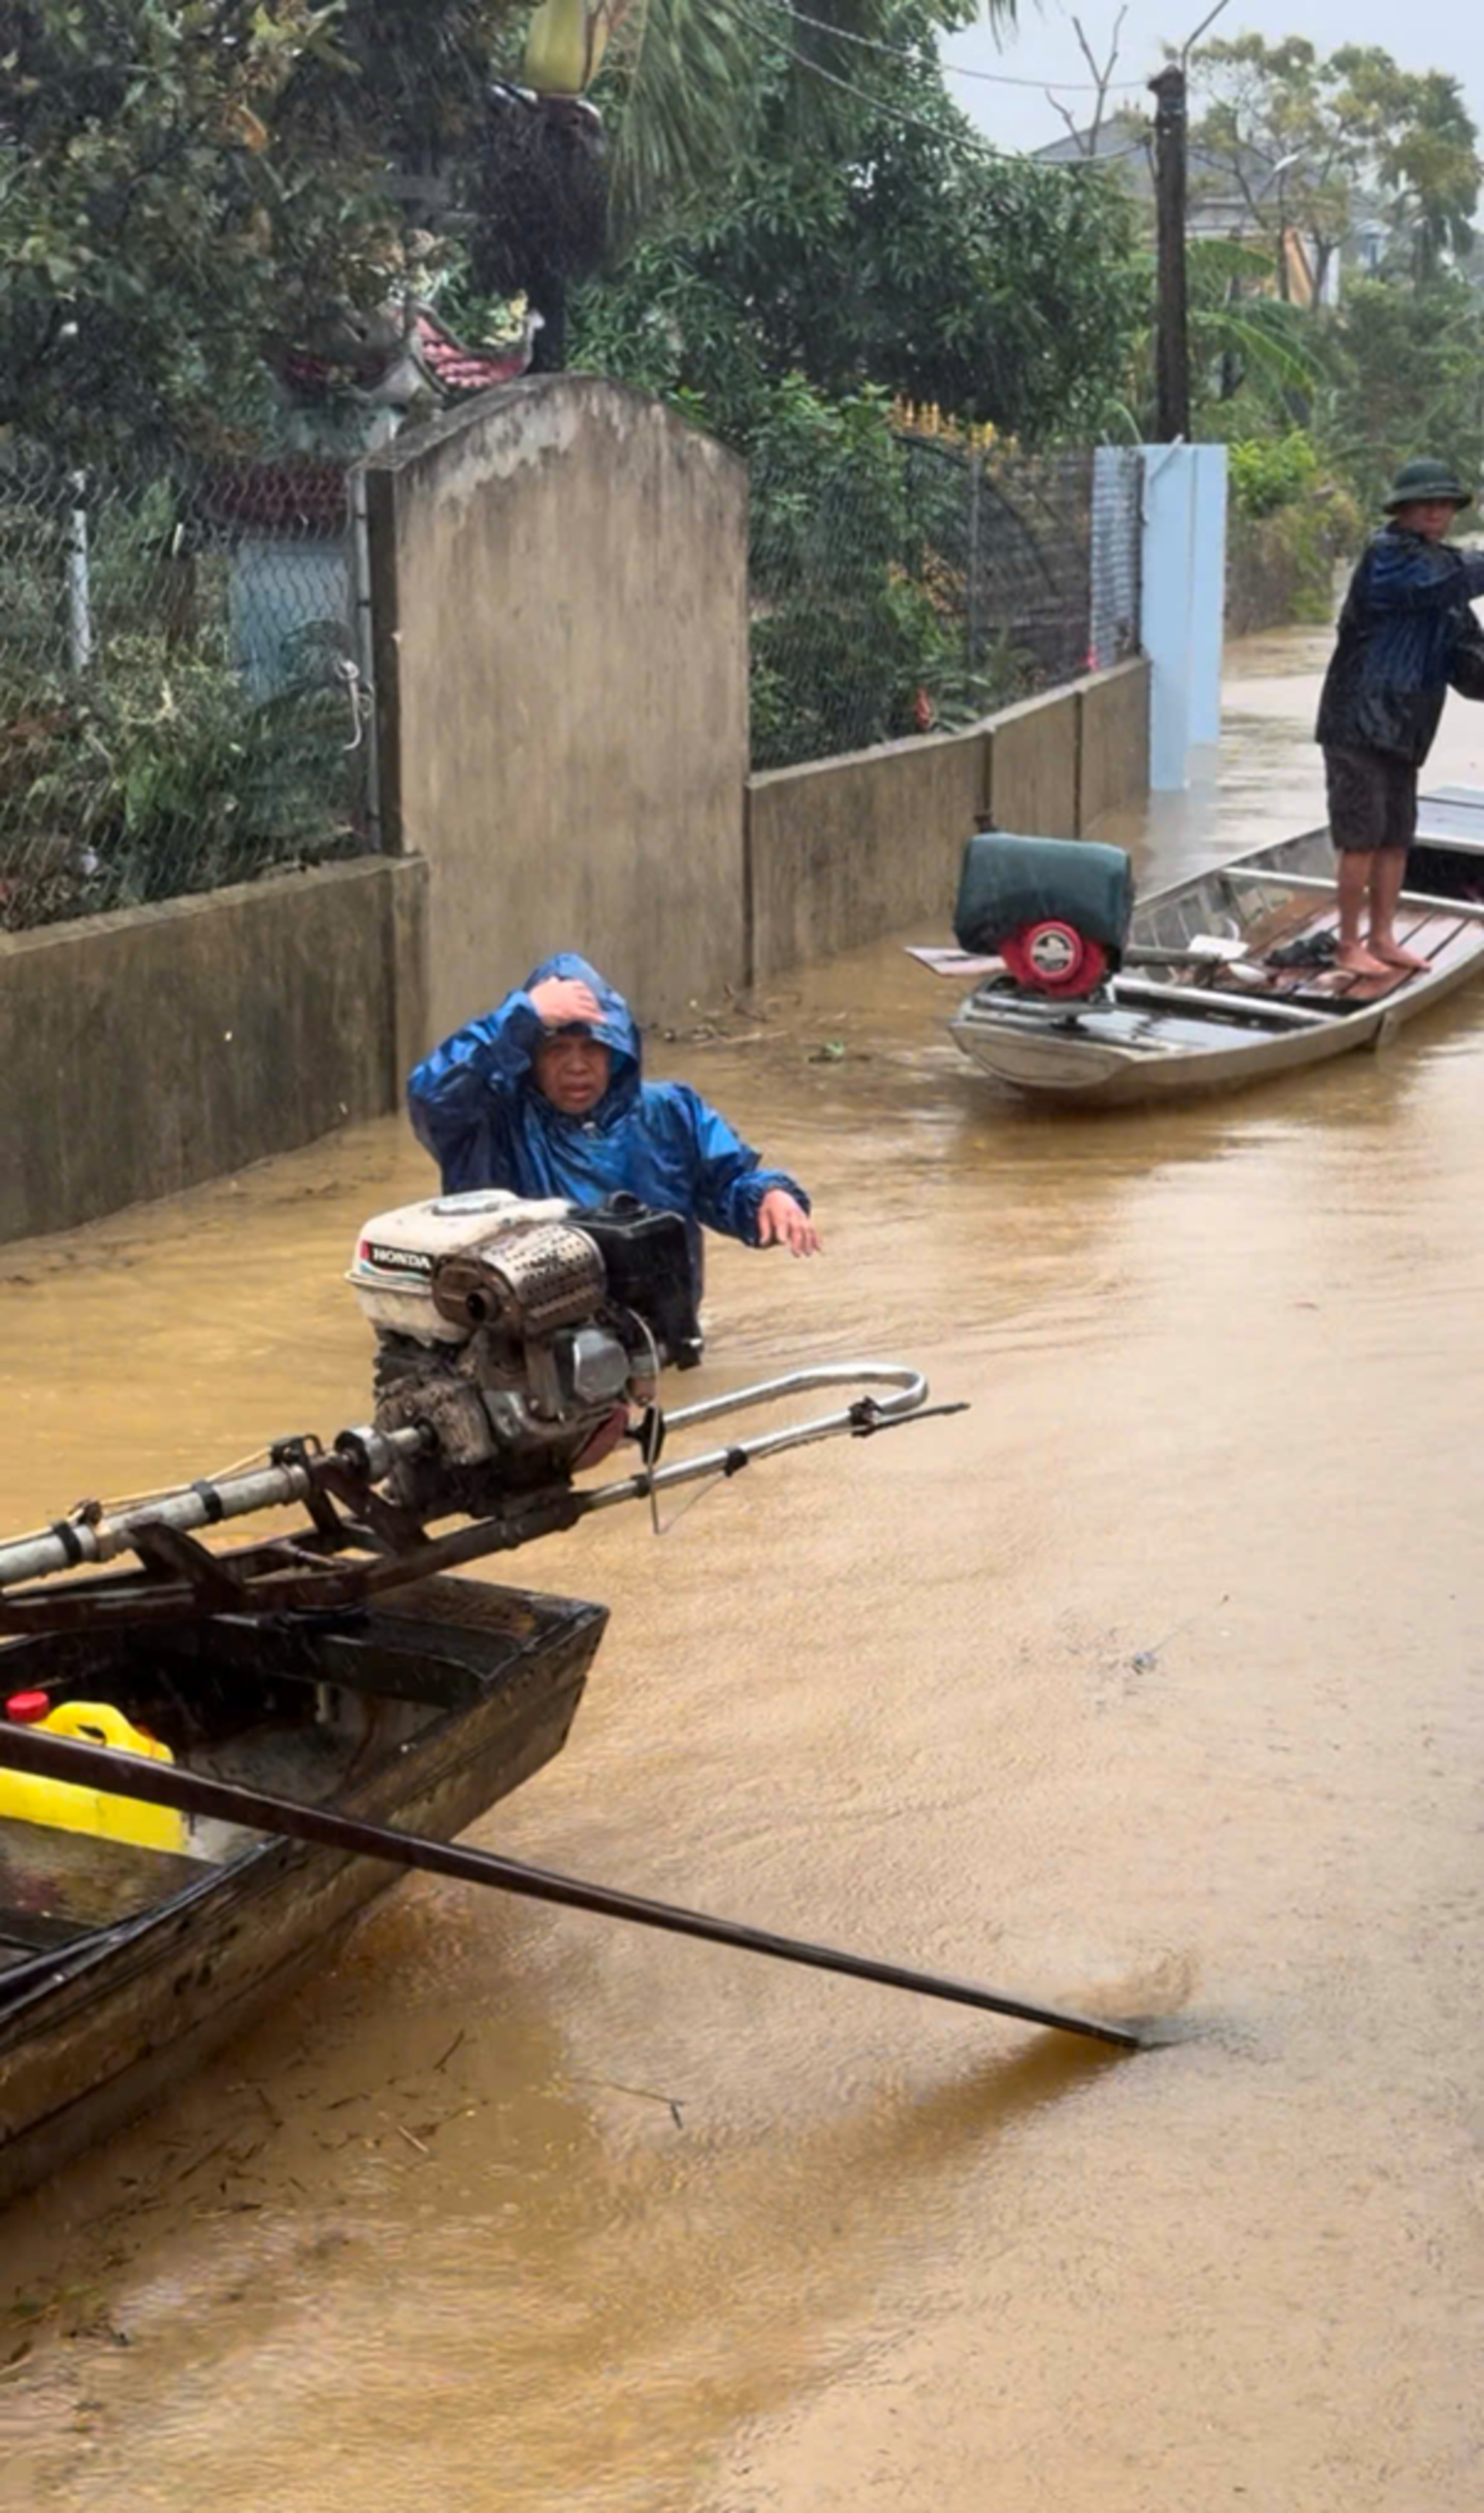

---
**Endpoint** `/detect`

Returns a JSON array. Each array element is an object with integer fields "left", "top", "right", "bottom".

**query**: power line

[
  {"left": 742, "top": 13, "right": 1148, "bottom": 170},
  {"left": 761, "top": 0, "right": 1148, "bottom": 94},
  {"left": 782, "top": 44, "right": 1092, "bottom": 157}
]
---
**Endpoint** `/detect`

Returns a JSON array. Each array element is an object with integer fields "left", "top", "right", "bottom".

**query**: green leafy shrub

[
  {"left": 0, "top": 627, "right": 354, "bottom": 929},
  {"left": 1226, "top": 446, "right": 1364, "bottom": 637},
  {"left": 1228, "top": 432, "right": 1324, "bottom": 519},
  {"left": 745, "top": 378, "right": 1028, "bottom": 769}
]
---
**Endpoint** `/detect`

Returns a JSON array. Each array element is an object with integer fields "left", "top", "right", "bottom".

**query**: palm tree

[{"left": 474, "top": 0, "right": 1018, "bottom": 368}]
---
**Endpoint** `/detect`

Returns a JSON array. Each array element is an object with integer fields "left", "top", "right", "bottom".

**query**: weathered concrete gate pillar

[{"left": 365, "top": 377, "right": 749, "bottom": 1046}]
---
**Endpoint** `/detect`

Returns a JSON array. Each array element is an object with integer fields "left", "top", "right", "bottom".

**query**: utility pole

[{"left": 1148, "top": 65, "right": 1191, "bottom": 442}]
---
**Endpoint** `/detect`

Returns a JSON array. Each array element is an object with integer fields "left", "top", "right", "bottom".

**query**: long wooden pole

[
  {"left": 0, "top": 1726, "right": 1144, "bottom": 2051},
  {"left": 1148, "top": 66, "right": 1191, "bottom": 443}
]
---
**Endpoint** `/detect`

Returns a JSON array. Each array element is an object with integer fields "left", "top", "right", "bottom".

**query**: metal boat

[{"left": 923, "top": 787, "right": 1484, "bottom": 1107}]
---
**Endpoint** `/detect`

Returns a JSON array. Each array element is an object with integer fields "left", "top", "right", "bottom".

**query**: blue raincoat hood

[
  {"left": 521, "top": 952, "right": 640, "bottom": 1126},
  {"left": 407, "top": 957, "right": 810, "bottom": 1292}
]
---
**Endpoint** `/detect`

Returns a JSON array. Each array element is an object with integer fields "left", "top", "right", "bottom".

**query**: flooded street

[{"left": 4, "top": 633, "right": 1484, "bottom": 2510}]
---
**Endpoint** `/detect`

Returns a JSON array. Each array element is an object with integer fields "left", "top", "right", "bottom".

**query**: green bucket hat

[{"left": 1383, "top": 456, "right": 1472, "bottom": 513}]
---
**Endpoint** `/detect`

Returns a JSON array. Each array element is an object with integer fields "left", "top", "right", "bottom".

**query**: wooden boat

[
  {"left": 0, "top": 1576, "right": 604, "bottom": 2207},
  {"left": 930, "top": 786, "right": 1484, "bottom": 1107}
]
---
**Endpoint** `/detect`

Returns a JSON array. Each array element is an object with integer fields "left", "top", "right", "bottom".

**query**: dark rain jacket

[
  {"left": 1316, "top": 525, "right": 1484, "bottom": 767},
  {"left": 406, "top": 954, "right": 809, "bottom": 1290}
]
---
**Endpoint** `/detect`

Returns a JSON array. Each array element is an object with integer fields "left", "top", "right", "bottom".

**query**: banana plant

[
  {"left": 523, "top": 0, "right": 627, "bottom": 94},
  {"left": 1107, "top": 237, "right": 1331, "bottom": 438}
]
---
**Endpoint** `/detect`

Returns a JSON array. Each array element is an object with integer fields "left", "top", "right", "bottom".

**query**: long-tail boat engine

[
  {"left": 0, "top": 1190, "right": 954, "bottom": 1632},
  {"left": 348, "top": 1190, "right": 703, "bottom": 1518},
  {"left": 954, "top": 831, "right": 1134, "bottom": 1001}
]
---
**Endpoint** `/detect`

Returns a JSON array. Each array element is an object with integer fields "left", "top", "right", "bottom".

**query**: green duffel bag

[{"left": 953, "top": 832, "right": 1134, "bottom": 958}]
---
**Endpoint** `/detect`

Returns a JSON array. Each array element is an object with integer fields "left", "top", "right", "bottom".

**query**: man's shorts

[{"left": 1323, "top": 746, "right": 1418, "bottom": 852}]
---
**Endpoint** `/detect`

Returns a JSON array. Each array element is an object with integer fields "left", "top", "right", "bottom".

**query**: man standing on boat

[
  {"left": 1317, "top": 457, "right": 1484, "bottom": 977},
  {"left": 408, "top": 954, "right": 819, "bottom": 1299}
]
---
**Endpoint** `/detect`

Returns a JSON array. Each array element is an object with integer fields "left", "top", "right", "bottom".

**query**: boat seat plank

[
  {"left": 1268, "top": 908, "right": 1475, "bottom": 1006},
  {"left": 0, "top": 1815, "right": 209, "bottom": 1941},
  {"left": 1158, "top": 900, "right": 1482, "bottom": 1014},
  {"left": 1223, "top": 892, "right": 1329, "bottom": 963},
  {"left": 188, "top": 1616, "right": 503, "bottom": 1709}
]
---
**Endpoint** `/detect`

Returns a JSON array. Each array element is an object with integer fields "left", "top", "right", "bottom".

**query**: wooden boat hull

[
  {"left": 947, "top": 792, "right": 1484, "bottom": 1107},
  {"left": 0, "top": 1576, "right": 604, "bottom": 2207}
]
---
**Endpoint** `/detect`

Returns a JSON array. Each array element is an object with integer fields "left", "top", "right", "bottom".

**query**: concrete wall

[
  {"left": 0, "top": 349, "right": 1151, "bottom": 1248},
  {"left": 1141, "top": 442, "right": 1228, "bottom": 790},
  {"left": 747, "top": 661, "right": 1150, "bottom": 980},
  {"left": 0, "top": 859, "right": 427, "bottom": 1245},
  {"left": 984, "top": 691, "right": 1080, "bottom": 842},
  {"left": 367, "top": 376, "right": 749, "bottom": 1045},
  {"left": 1075, "top": 660, "right": 1151, "bottom": 829},
  {"left": 747, "top": 729, "right": 987, "bottom": 979}
]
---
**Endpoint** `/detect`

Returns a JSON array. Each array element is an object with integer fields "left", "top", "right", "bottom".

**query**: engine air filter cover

[{"left": 347, "top": 1190, "right": 573, "bottom": 1344}]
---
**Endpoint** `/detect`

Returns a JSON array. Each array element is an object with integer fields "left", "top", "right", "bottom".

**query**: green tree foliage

[
  {"left": 572, "top": 0, "right": 1141, "bottom": 444},
  {"left": 1227, "top": 429, "right": 1324, "bottom": 519},
  {"left": 1321, "top": 276, "right": 1484, "bottom": 517},
  {"left": 742, "top": 377, "right": 1025, "bottom": 767},
  {"left": 0, "top": 0, "right": 1065, "bottom": 438},
  {"left": 576, "top": 0, "right": 1018, "bottom": 246},
  {"left": 477, "top": 0, "right": 1017, "bottom": 368},
  {"left": 281, "top": 0, "right": 510, "bottom": 170},
  {"left": 590, "top": 0, "right": 780, "bottom": 244},
  {"left": 0, "top": 0, "right": 414, "bottom": 456},
  {"left": 571, "top": 0, "right": 1135, "bottom": 767},
  {"left": 1223, "top": 438, "right": 1363, "bottom": 637},
  {"left": 1350, "top": 60, "right": 1480, "bottom": 282},
  {"left": 573, "top": 0, "right": 1141, "bottom": 763},
  {"left": 0, "top": 626, "right": 353, "bottom": 926},
  {"left": 1188, "top": 36, "right": 1481, "bottom": 304}
]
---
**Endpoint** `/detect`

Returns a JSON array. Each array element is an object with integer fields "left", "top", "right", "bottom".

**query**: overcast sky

[{"left": 941, "top": 1, "right": 1484, "bottom": 159}]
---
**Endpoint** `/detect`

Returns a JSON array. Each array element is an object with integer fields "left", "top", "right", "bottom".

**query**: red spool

[{"left": 999, "top": 920, "right": 1109, "bottom": 999}]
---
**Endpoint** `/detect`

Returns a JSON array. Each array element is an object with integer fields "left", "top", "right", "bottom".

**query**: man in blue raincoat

[
  {"left": 407, "top": 955, "right": 820, "bottom": 1291},
  {"left": 1317, "top": 455, "right": 1484, "bottom": 976}
]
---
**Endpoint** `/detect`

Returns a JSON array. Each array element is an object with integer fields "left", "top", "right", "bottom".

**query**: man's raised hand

[{"left": 530, "top": 976, "right": 603, "bottom": 1029}]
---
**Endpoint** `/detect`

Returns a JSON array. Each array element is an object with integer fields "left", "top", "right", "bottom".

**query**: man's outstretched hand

[
  {"left": 758, "top": 1190, "right": 821, "bottom": 1256},
  {"left": 530, "top": 975, "right": 603, "bottom": 1029}
]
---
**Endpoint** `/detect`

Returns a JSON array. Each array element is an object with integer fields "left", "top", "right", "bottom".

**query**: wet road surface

[{"left": 2, "top": 636, "right": 1482, "bottom": 2510}]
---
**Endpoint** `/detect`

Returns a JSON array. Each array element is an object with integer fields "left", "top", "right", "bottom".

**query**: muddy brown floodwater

[{"left": 3, "top": 634, "right": 1484, "bottom": 2511}]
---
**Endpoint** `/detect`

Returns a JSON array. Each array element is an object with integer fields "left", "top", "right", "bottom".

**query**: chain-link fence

[
  {"left": 749, "top": 435, "right": 1143, "bottom": 772},
  {"left": 0, "top": 446, "right": 373, "bottom": 932},
  {"left": 2, "top": 425, "right": 1145, "bottom": 928}
]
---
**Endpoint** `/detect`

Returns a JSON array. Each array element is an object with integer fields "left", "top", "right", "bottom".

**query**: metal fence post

[
  {"left": 65, "top": 472, "right": 92, "bottom": 672},
  {"left": 349, "top": 461, "right": 383, "bottom": 852},
  {"left": 967, "top": 451, "right": 983, "bottom": 673}
]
